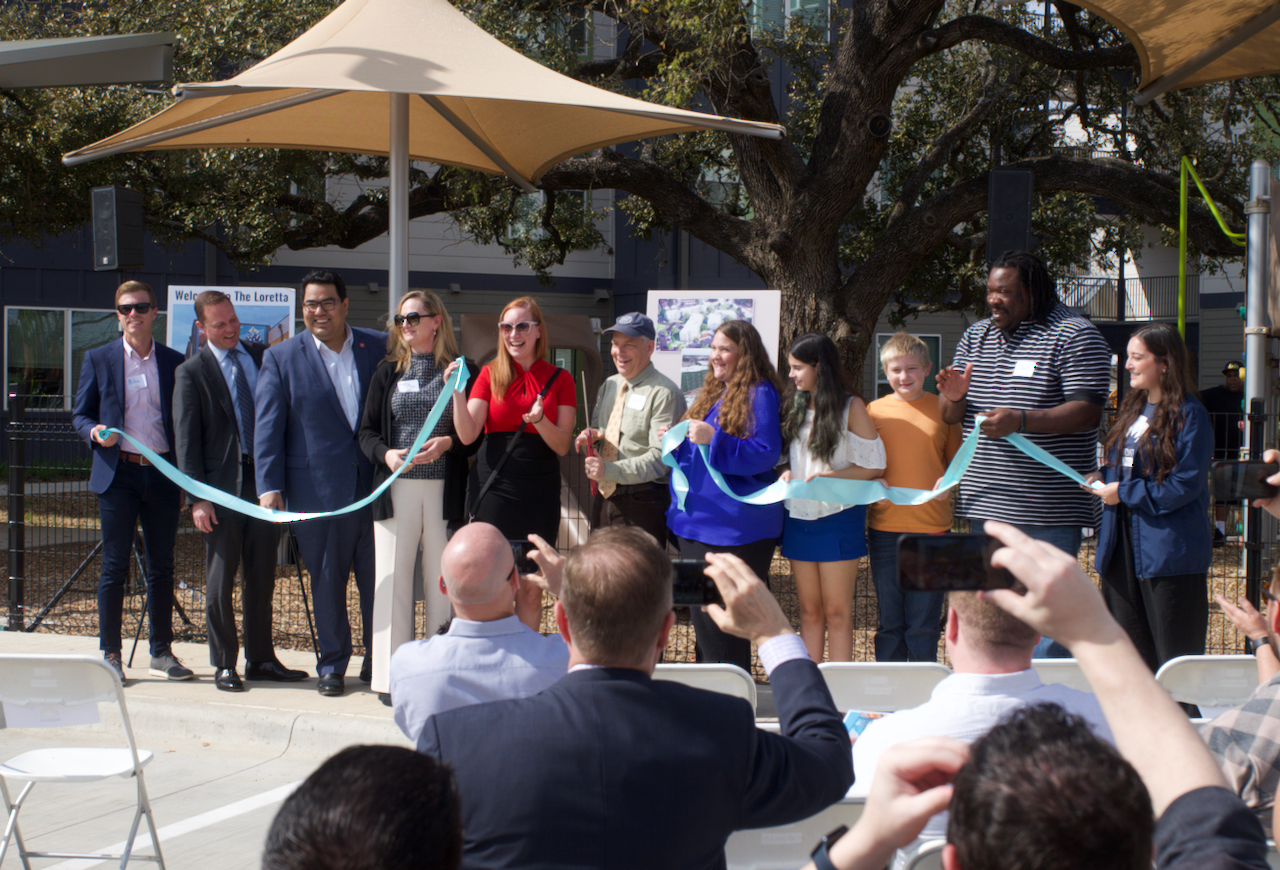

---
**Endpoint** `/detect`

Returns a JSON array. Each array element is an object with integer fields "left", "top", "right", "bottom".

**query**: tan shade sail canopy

[
  {"left": 1073, "top": 0, "right": 1280, "bottom": 103},
  {"left": 61, "top": 0, "right": 784, "bottom": 186}
]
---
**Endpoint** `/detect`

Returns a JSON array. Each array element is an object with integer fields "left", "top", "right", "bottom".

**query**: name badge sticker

[
  {"left": 1012, "top": 360, "right": 1036, "bottom": 378},
  {"left": 626, "top": 391, "right": 646, "bottom": 410},
  {"left": 126, "top": 374, "right": 147, "bottom": 391},
  {"left": 397, "top": 379, "right": 420, "bottom": 393}
]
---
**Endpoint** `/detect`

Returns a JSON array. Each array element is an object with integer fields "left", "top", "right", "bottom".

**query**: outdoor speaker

[
  {"left": 986, "top": 168, "right": 1033, "bottom": 265},
  {"left": 868, "top": 114, "right": 892, "bottom": 138},
  {"left": 91, "top": 186, "right": 144, "bottom": 272}
]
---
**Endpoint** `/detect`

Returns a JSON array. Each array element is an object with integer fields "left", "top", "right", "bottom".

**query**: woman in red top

[{"left": 450, "top": 296, "right": 576, "bottom": 627}]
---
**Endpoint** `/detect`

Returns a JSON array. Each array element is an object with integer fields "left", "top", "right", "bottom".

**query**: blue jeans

[
  {"left": 1001, "top": 522, "right": 1082, "bottom": 659},
  {"left": 867, "top": 528, "right": 945, "bottom": 662},
  {"left": 96, "top": 460, "right": 181, "bottom": 655}
]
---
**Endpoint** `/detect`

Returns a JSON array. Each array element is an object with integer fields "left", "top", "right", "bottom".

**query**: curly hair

[
  {"left": 489, "top": 296, "right": 549, "bottom": 402},
  {"left": 684, "top": 321, "right": 781, "bottom": 438},
  {"left": 780, "top": 333, "right": 858, "bottom": 465},
  {"left": 1102, "top": 323, "right": 1199, "bottom": 484}
]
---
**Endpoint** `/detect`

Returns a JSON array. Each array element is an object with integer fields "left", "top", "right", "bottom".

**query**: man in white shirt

[
  {"left": 391, "top": 522, "right": 569, "bottom": 748},
  {"left": 851, "top": 587, "right": 1113, "bottom": 861}
]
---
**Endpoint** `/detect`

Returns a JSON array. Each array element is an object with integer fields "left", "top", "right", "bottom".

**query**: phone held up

[
  {"left": 508, "top": 539, "right": 539, "bottom": 575},
  {"left": 897, "top": 533, "right": 1014, "bottom": 592},
  {"left": 671, "top": 559, "right": 724, "bottom": 608},
  {"left": 1211, "top": 460, "right": 1279, "bottom": 502}
]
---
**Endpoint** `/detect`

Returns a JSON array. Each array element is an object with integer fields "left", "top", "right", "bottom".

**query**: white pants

[{"left": 371, "top": 478, "right": 451, "bottom": 693}]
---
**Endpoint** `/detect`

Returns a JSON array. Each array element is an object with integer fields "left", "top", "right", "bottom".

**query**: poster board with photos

[
  {"left": 645, "top": 291, "right": 782, "bottom": 405},
  {"left": 167, "top": 285, "right": 296, "bottom": 359}
]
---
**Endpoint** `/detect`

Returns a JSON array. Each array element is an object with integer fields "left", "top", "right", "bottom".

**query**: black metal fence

[{"left": 4, "top": 396, "right": 1269, "bottom": 676}]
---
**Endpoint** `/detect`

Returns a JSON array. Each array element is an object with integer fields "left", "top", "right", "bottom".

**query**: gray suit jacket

[{"left": 174, "top": 341, "right": 266, "bottom": 500}]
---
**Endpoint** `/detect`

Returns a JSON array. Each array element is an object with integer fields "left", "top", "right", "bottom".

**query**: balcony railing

[{"left": 1061, "top": 274, "right": 1200, "bottom": 322}]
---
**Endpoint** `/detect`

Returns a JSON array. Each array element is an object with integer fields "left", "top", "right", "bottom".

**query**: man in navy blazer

[
  {"left": 72, "top": 280, "right": 192, "bottom": 685},
  {"left": 255, "top": 269, "right": 385, "bottom": 696},
  {"left": 421, "top": 526, "right": 854, "bottom": 870}
]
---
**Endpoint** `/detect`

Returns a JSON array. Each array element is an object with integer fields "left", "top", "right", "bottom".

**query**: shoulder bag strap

[{"left": 470, "top": 367, "right": 562, "bottom": 522}]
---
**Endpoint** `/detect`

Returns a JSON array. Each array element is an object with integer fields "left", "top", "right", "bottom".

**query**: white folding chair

[
  {"left": 724, "top": 799, "right": 865, "bottom": 870},
  {"left": 1031, "top": 658, "right": 1092, "bottom": 693},
  {"left": 0, "top": 653, "right": 165, "bottom": 869},
  {"left": 817, "top": 662, "right": 951, "bottom": 713},
  {"left": 1154, "top": 655, "right": 1258, "bottom": 708},
  {"left": 903, "top": 839, "right": 947, "bottom": 870},
  {"left": 653, "top": 663, "right": 757, "bottom": 708}
]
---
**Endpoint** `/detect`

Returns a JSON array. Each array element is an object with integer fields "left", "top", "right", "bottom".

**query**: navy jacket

[
  {"left": 253, "top": 327, "right": 386, "bottom": 512},
  {"left": 1095, "top": 396, "right": 1213, "bottom": 579},
  {"left": 72, "top": 338, "right": 184, "bottom": 495},
  {"left": 421, "top": 658, "right": 853, "bottom": 870}
]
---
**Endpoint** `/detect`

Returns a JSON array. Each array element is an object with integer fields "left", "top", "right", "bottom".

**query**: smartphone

[
  {"left": 508, "top": 539, "right": 539, "bottom": 574},
  {"left": 1211, "top": 460, "right": 1279, "bottom": 502},
  {"left": 671, "top": 559, "right": 724, "bottom": 607},
  {"left": 897, "top": 533, "right": 1014, "bottom": 592}
]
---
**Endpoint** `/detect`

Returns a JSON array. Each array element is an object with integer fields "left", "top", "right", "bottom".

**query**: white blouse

[{"left": 785, "top": 400, "right": 886, "bottom": 521}]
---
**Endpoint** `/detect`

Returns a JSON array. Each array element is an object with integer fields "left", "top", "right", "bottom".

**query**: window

[{"left": 5, "top": 307, "right": 167, "bottom": 411}]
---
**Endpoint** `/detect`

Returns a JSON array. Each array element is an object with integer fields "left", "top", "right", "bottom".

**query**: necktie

[
  {"left": 232, "top": 349, "right": 254, "bottom": 457},
  {"left": 599, "top": 384, "right": 627, "bottom": 499}
]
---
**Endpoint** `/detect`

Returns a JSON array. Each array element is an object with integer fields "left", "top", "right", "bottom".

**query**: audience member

[
  {"left": 262, "top": 744, "right": 462, "bottom": 870},
  {"left": 575, "top": 312, "right": 686, "bottom": 544},
  {"left": 256, "top": 269, "right": 384, "bottom": 697},
  {"left": 804, "top": 520, "right": 1268, "bottom": 870},
  {"left": 866, "top": 332, "right": 961, "bottom": 662},
  {"left": 72, "top": 280, "right": 191, "bottom": 685},
  {"left": 420, "top": 525, "right": 852, "bottom": 870},
  {"left": 174, "top": 290, "right": 306, "bottom": 692},
  {"left": 849, "top": 587, "right": 1111, "bottom": 864},
  {"left": 391, "top": 523, "right": 568, "bottom": 748}
]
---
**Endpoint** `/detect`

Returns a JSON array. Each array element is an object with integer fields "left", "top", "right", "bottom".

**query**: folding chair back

[
  {"left": 817, "top": 662, "right": 951, "bottom": 712},
  {"left": 653, "top": 663, "right": 757, "bottom": 708},
  {"left": 724, "top": 799, "right": 865, "bottom": 869},
  {"left": 1031, "top": 658, "right": 1092, "bottom": 694},
  {"left": 0, "top": 653, "right": 165, "bottom": 869},
  {"left": 903, "top": 839, "right": 947, "bottom": 870},
  {"left": 1154, "top": 655, "right": 1258, "bottom": 708}
]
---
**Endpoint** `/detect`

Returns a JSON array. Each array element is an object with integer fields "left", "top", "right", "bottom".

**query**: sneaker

[
  {"left": 149, "top": 648, "right": 194, "bottom": 681},
  {"left": 104, "top": 652, "right": 127, "bottom": 686}
]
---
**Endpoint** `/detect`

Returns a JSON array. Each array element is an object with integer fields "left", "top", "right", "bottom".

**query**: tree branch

[{"left": 922, "top": 15, "right": 1138, "bottom": 71}]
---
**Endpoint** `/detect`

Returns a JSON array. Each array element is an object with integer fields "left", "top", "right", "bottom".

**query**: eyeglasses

[
  {"left": 498, "top": 321, "right": 539, "bottom": 335},
  {"left": 394, "top": 312, "right": 437, "bottom": 328},
  {"left": 116, "top": 303, "right": 154, "bottom": 315},
  {"left": 1263, "top": 585, "right": 1280, "bottom": 605},
  {"left": 302, "top": 298, "right": 340, "bottom": 312}
]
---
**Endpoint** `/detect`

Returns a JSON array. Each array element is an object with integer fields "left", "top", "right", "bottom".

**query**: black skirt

[{"left": 467, "top": 431, "right": 561, "bottom": 544}]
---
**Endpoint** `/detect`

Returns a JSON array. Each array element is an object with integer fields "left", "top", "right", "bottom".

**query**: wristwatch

[
  {"left": 1249, "top": 636, "right": 1272, "bottom": 656},
  {"left": 810, "top": 824, "right": 849, "bottom": 870}
]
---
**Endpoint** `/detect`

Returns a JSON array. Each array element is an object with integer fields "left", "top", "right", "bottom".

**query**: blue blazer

[
  {"left": 72, "top": 338, "right": 184, "bottom": 495},
  {"left": 1095, "top": 397, "right": 1213, "bottom": 579},
  {"left": 253, "top": 327, "right": 386, "bottom": 512},
  {"left": 421, "top": 658, "right": 853, "bottom": 870}
]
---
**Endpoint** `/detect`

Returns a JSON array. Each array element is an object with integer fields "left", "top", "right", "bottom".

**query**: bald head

[{"left": 440, "top": 523, "right": 516, "bottom": 612}]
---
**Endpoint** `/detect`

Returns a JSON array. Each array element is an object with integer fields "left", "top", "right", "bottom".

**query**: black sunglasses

[
  {"left": 116, "top": 303, "right": 154, "bottom": 315},
  {"left": 1263, "top": 585, "right": 1280, "bottom": 605},
  {"left": 394, "top": 312, "right": 437, "bottom": 328}
]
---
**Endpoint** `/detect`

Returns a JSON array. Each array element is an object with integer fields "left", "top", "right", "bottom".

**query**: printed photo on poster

[
  {"left": 167, "top": 285, "right": 295, "bottom": 359},
  {"left": 654, "top": 298, "right": 755, "bottom": 351}
]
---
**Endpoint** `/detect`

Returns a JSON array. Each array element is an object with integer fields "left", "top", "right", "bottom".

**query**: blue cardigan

[
  {"left": 666, "top": 381, "right": 784, "bottom": 547},
  {"left": 1094, "top": 396, "right": 1213, "bottom": 580}
]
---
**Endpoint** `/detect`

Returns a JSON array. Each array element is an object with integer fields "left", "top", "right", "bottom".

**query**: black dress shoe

[
  {"left": 317, "top": 673, "right": 345, "bottom": 697},
  {"left": 378, "top": 692, "right": 392, "bottom": 707},
  {"left": 245, "top": 659, "right": 309, "bottom": 682},
  {"left": 215, "top": 668, "right": 244, "bottom": 692},
  {"left": 359, "top": 658, "right": 373, "bottom": 683}
]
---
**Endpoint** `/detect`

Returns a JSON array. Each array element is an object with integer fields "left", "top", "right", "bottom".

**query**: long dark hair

[
  {"left": 1102, "top": 323, "right": 1199, "bottom": 484},
  {"left": 990, "top": 250, "right": 1058, "bottom": 321},
  {"left": 780, "top": 333, "right": 858, "bottom": 465},
  {"left": 684, "top": 321, "right": 782, "bottom": 438}
]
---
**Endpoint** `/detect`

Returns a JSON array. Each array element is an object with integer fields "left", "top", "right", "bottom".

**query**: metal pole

[
  {"left": 389, "top": 92, "right": 410, "bottom": 324},
  {"left": 1179, "top": 159, "right": 1189, "bottom": 339},
  {"left": 1244, "top": 158, "right": 1271, "bottom": 604},
  {"left": 6, "top": 395, "right": 24, "bottom": 631}
]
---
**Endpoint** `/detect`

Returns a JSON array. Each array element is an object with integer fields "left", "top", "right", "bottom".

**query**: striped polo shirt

[{"left": 953, "top": 302, "right": 1110, "bottom": 527}]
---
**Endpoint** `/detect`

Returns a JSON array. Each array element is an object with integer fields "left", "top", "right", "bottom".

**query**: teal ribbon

[
  {"left": 100, "top": 358, "right": 470, "bottom": 524},
  {"left": 662, "top": 415, "right": 1102, "bottom": 512}
]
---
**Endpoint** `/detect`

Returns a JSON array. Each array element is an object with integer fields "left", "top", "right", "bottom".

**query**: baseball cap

[
  {"left": 1223, "top": 360, "right": 1244, "bottom": 375},
  {"left": 602, "top": 312, "right": 655, "bottom": 341}
]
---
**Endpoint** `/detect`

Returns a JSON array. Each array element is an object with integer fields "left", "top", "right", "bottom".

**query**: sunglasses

[
  {"left": 302, "top": 298, "right": 340, "bottom": 312},
  {"left": 394, "top": 312, "right": 437, "bottom": 328},
  {"left": 1263, "top": 585, "right": 1280, "bottom": 605},
  {"left": 116, "top": 303, "right": 154, "bottom": 315},
  {"left": 498, "top": 321, "right": 539, "bottom": 335}
]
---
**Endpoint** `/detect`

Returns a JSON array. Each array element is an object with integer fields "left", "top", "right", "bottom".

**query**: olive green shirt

[{"left": 590, "top": 363, "right": 687, "bottom": 486}]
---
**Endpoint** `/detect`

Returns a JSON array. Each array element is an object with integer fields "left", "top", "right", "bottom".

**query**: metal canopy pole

[
  {"left": 389, "top": 92, "right": 410, "bottom": 323},
  {"left": 1244, "top": 158, "right": 1271, "bottom": 603}
]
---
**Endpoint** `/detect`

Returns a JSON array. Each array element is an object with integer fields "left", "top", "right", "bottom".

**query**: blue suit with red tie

[{"left": 254, "top": 326, "right": 386, "bottom": 676}]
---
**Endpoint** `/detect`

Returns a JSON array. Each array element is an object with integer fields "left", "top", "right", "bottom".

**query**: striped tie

[{"left": 232, "top": 348, "right": 254, "bottom": 457}]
